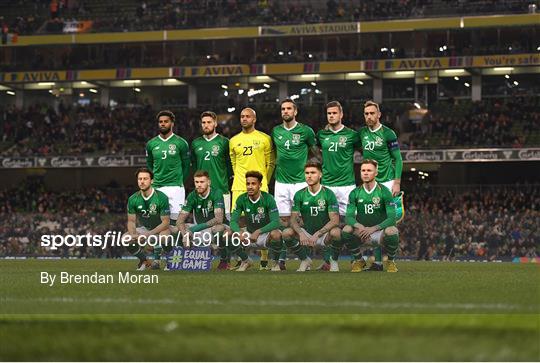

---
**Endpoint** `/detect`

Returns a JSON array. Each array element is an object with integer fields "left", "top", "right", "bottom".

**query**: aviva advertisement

[{"left": 1, "top": 54, "right": 538, "bottom": 83}]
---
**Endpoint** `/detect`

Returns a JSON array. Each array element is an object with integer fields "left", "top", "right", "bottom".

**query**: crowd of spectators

[
  {"left": 0, "top": 102, "right": 280, "bottom": 156},
  {"left": 2, "top": 96, "right": 537, "bottom": 156},
  {"left": 402, "top": 184, "right": 539, "bottom": 261},
  {"left": 1, "top": 0, "right": 535, "bottom": 36},
  {"left": 407, "top": 96, "right": 539, "bottom": 149},
  {"left": 0, "top": 178, "right": 128, "bottom": 258},
  {"left": 1, "top": 178, "right": 537, "bottom": 260}
]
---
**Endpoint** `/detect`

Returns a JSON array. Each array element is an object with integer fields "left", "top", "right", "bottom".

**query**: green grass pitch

[{"left": 1, "top": 259, "right": 539, "bottom": 361}]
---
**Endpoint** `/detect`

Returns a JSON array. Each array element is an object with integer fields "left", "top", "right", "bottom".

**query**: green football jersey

[
  {"left": 317, "top": 126, "right": 361, "bottom": 186},
  {"left": 230, "top": 191, "right": 280, "bottom": 233},
  {"left": 292, "top": 185, "right": 339, "bottom": 235},
  {"left": 127, "top": 189, "right": 170, "bottom": 230},
  {"left": 182, "top": 187, "right": 225, "bottom": 225},
  {"left": 359, "top": 125, "right": 400, "bottom": 183},
  {"left": 346, "top": 183, "right": 396, "bottom": 229},
  {"left": 146, "top": 134, "right": 190, "bottom": 187},
  {"left": 191, "top": 134, "right": 231, "bottom": 193},
  {"left": 272, "top": 122, "right": 316, "bottom": 183}
]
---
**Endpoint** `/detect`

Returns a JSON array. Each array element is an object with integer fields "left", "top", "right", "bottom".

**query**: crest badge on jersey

[
  {"left": 317, "top": 199, "right": 326, "bottom": 211},
  {"left": 372, "top": 197, "right": 380, "bottom": 207},
  {"left": 375, "top": 136, "right": 383, "bottom": 147},
  {"left": 338, "top": 136, "right": 347, "bottom": 147},
  {"left": 149, "top": 203, "right": 157, "bottom": 214},
  {"left": 292, "top": 134, "right": 301, "bottom": 145},
  {"left": 168, "top": 144, "right": 177, "bottom": 155},
  {"left": 207, "top": 200, "right": 213, "bottom": 211},
  {"left": 211, "top": 145, "right": 220, "bottom": 156}
]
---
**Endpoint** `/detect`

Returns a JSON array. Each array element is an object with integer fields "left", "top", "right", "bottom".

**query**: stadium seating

[
  {"left": 1, "top": 97, "right": 538, "bottom": 156},
  {"left": 1, "top": 0, "right": 535, "bottom": 35}
]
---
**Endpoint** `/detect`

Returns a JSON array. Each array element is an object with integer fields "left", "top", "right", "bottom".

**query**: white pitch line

[{"left": 1, "top": 297, "right": 537, "bottom": 312}]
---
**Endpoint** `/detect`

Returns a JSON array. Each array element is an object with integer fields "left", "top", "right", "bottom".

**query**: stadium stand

[
  {"left": 403, "top": 184, "right": 539, "bottom": 261},
  {"left": 0, "top": 0, "right": 536, "bottom": 35},
  {"left": 1, "top": 97, "right": 538, "bottom": 156}
]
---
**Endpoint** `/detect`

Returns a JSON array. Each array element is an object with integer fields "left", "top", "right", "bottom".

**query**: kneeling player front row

[{"left": 125, "top": 159, "right": 400, "bottom": 273}]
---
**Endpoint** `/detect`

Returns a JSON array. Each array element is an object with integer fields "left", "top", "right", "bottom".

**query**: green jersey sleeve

[
  {"left": 292, "top": 190, "right": 302, "bottom": 213},
  {"left": 345, "top": 189, "right": 358, "bottom": 226},
  {"left": 180, "top": 138, "right": 191, "bottom": 184},
  {"left": 352, "top": 130, "right": 362, "bottom": 149},
  {"left": 127, "top": 196, "right": 137, "bottom": 214},
  {"left": 306, "top": 126, "right": 316, "bottom": 147},
  {"left": 213, "top": 189, "right": 225, "bottom": 210},
  {"left": 181, "top": 192, "right": 195, "bottom": 213},
  {"left": 259, "top": 194, "right": 280, "bottom": 234},
  {"left": 327, "top": 188, "right": 339, "bottom": 213},
  {"left": 158, "top": 192, "right": 170, "bottom": 216},
  {"left": 385, "top": 128, "right": 402, "bottom": 180}
]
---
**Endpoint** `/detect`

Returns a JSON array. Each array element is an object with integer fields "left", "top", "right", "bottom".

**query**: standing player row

[{"left": 145, "top": 100, "right": 403, "bottom": 221}]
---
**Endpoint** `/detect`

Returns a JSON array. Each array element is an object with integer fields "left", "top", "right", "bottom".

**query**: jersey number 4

[{"left": 243, "top": 146, "right": 253, "bottom": 155}]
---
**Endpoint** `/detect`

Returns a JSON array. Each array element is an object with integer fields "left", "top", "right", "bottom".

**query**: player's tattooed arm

[
  {"left": 317, "top": 211, "right": 339, "bottom": 237},
  {"left": 290, "top": 211, "right": 304, "bottom": 235},
  {"left": 190, "top": 208, "right": 224, "bottom": 232},
  {"left": 210, "top": 207, "right": 224, "bottom": 225},
  {"left": 127, "top": 213, "right": 137, "bottom": 237},
  {"left": 176, "top": 211, "right": 190, "bottom": 234},
  {"left": 291, "top": 211, "right": 310, "bottom": 245},
  {"left": 148, "top": 215, "right": 170, "bottom": 236}
]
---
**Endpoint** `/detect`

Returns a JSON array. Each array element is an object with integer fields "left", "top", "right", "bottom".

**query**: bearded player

[
  {"left": 145, "top": 110, "right": 190, "bottom": 264},
  {"left": 124, "top": 168, "right": 172, "bottom": 270},
  {"left": 271, "top": 98, "right": 318, "bottom": 269},
  {"left": 176, "top": 170, "right": 228, "bottom": 269},
  {"left": 358, "top": 100, "right": 404, "bottom": 270}
]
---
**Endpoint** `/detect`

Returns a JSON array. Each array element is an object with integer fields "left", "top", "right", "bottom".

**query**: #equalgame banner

[{"left": 166, "top": 247, "right": 213, "bottom": 271}]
